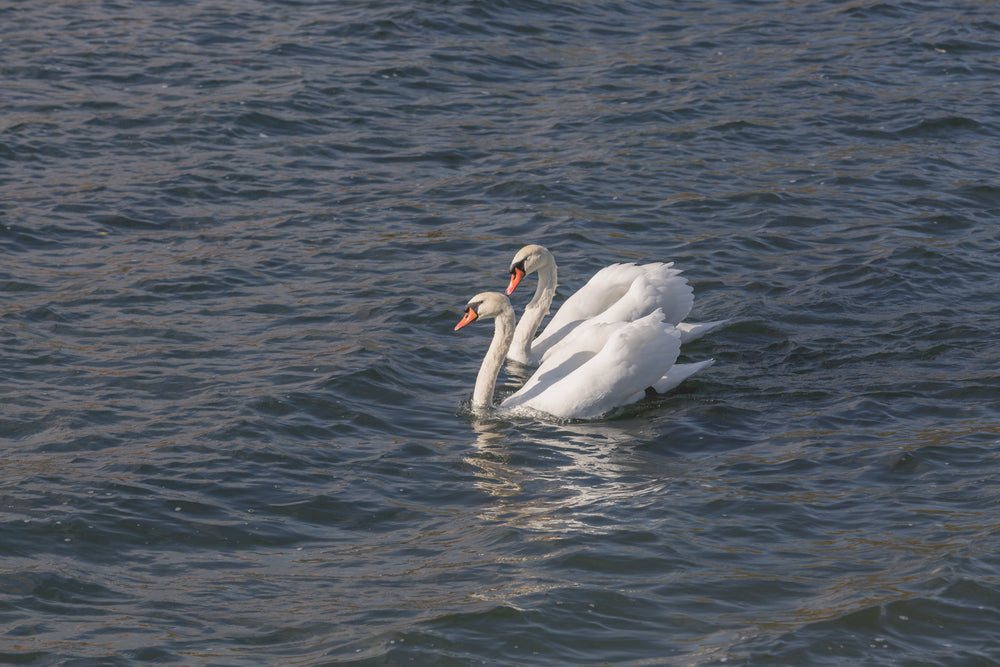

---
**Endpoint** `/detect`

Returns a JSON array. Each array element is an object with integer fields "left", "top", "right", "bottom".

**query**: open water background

[{"left": 3, "top": 0, "right": 1000, "bottom": 664}]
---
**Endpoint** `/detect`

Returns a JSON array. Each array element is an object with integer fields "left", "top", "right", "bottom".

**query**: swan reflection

[{"left": 465, "top": 418, "right": 686, "bottom": 536}]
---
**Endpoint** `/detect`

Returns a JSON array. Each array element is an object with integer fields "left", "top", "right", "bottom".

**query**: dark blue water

[{"left": 3, "top": 0, "right": 1000, "bottom": 664}]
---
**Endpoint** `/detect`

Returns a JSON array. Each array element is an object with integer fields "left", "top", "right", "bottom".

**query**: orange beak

[
  {"left": 454, "top": 307, "right": 478, "bottom": 331},
  {"left": 505, "top": 266, "right": 525, "bottom": 296}
]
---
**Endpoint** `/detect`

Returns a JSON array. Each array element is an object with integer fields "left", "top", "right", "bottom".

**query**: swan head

[
  {"left": 455, "top": 292, "right": 513, "bottom": 331},
  {"left": 506, "top": 244, "right": 554, "bottom": 295}
]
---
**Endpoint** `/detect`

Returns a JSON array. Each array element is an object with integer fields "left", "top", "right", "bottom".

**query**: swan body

[
  {"left": 505, "top": 245, "right": 727, "bottom": 366},
  {"left": 455, "top": 292, "right": 714, "bottom": 420}
]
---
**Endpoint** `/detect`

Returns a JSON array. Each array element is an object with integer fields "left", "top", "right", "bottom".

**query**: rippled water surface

[{"left": 3, "top": 0, "right": 1000, "bottom": 664}]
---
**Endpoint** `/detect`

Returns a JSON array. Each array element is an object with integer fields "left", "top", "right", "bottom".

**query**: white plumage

[
  {"left": 504, "top": 245, "right": 727, "bottom": 366},
  {"left": 455, "top": 292, "right": 714, "bottom": 420}
]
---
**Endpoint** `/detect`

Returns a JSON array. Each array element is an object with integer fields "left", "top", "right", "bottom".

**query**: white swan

[
  {"left": 505, "top": 244, "right": 727, "bottom": 366},
  {"left": 455, "top": 291, "right": 714, "bottom": 420}
]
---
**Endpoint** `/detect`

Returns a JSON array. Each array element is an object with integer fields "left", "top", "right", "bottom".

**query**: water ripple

[{"left": 3, "top": 0, "right": 1000, "bottom": 664}]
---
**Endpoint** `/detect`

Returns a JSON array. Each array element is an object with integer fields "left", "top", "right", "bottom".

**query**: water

[{"left": 3, "top": 0, "right": 999, "bottom": 663}]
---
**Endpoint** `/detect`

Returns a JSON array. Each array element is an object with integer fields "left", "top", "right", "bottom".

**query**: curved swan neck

[
  {"left": 472, "top": 307, "right": 516, "bottom": 409},
  {"left": 509, "top": 257, "right": 557, "bottom": 363}
]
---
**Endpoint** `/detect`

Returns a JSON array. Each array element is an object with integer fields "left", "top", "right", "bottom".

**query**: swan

[
  {"left": 455, "top": 291, "right": 714, "bottom": 420},
  {"left": 504, "top": 244, "right": 727, "bottom": 366}
]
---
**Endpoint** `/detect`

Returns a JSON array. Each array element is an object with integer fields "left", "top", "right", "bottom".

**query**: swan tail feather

[
  {"left": 677, "top": 319, "right": 729, "bottom": 344},
  {"left": 651, "top": 359, "right": 715, "bottom": 394}
]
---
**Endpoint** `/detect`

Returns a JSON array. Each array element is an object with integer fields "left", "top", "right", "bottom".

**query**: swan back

[
  {"left": 544, "top": 262, "right": 648, "bottom": 332},
  {"left": 590, "top": 266, "right": 694, "bottom": 326},
  {"left": 531, "top": 263, "right": 693, "bottom": 362},
  {"left": 502, "top": 310, "right": 682, "bottom": 420}
]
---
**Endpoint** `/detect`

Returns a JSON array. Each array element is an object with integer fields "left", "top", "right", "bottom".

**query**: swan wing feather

[
  {"left": 590, "top": 269, "right": 693, "bottom": 326},
  {"left": 504, "top": 311, "right": 682, "bottom": 419},
  {"left": 532, "top": 262, "right": 692, "bottom": 356}
]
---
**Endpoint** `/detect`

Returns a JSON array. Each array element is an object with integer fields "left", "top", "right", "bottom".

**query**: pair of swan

[{"left": 455, "top": 245, "right": 725, "bottom": 420}]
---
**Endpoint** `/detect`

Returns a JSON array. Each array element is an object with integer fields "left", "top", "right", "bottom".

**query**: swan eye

[{"left": 511, "top": 260, "right": 525, "bottom": 275}]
